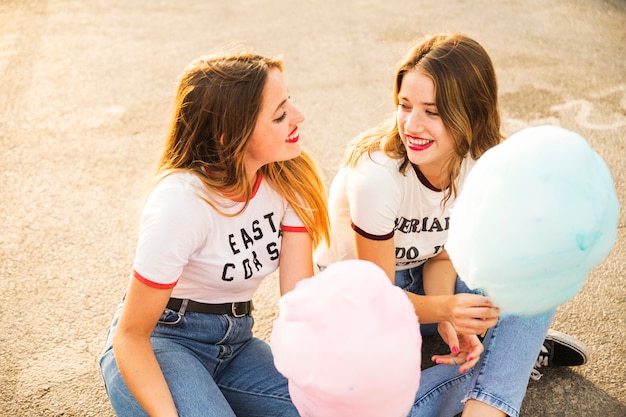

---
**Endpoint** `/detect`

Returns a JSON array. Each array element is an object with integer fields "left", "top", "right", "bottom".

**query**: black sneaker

[{"left": 530, "top": 330, "right": 589, "bottom": 381}]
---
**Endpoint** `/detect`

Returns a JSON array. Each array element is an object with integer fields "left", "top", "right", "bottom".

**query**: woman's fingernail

[
  {"left": 467, "top": 356, "right": 473, "bottom": 361},
  {"left": 452, "top": 346, "right": 460, "bottom": 354},
  {"left": 435, "top": 359, "right": 443, "bottom": 364}
]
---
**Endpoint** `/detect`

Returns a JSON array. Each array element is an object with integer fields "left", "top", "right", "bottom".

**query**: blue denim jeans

[
  {"left": 98, "top": 303, "right": 299, "bottom": 417},
  {"left": 396, "top": 265, "right": 555, "bottom": 417}
]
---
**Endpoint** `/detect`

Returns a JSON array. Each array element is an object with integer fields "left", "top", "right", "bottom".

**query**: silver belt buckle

[{"left": 231, "top": 302, "right": 246, "bottom": 318}]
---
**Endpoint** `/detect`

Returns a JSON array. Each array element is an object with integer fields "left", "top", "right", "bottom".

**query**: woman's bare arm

[{"left": 112, "top": 278, "right": 178, "bottom": 417}]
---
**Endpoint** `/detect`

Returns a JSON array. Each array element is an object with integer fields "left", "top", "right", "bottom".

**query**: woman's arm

[
  {"left": 278, "top": 231, "right": 314, "bottom": 295},
  {"left": 354, "top": 233, "right": 498, "bottom": 331},
  {"left": 355, "top": 233, "right": 494, "bottom": 371},
  {"left": 112, "top": 278, "right": 178, "bottom": 417},
  {"left": 422, "top": 249, "right": 456, "bottom": 296},
  {"left": 422, "top": 249, "right": 465, "bottom": 356},
  {"left": 355, "top": 233, "right": 449, "bottom": 324}
]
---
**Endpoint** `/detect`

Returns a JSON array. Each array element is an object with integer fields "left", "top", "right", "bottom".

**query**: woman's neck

[
  {"left": 412, "top": 164, "right": 449, "bottom": 191},
  {"left": 247, "top": 170, "right": 260, "bottom": 189}
]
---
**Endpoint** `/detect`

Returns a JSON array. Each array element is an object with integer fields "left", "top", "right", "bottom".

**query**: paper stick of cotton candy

[
  {"left": 270, "top": 259, "right": 421, "bottom": 417},
  {"left": 446, "top": 125, "right": 619, "bottom": 316}
]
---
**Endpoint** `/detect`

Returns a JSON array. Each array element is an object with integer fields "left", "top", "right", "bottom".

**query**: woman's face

[
  {"left": 245, "top": 67, "right": 305, "bottom": 177},
  {"left": 396, "top": 70, "right": 455, "bottom": 178}
]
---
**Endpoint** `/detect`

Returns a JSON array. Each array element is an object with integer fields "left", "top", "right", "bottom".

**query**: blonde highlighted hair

[
  {"left": 344, "top": 33, "right": 504, "bottom": 205},
  {"left": 155, "top": 48, "right": 329, "bottom": 247}
]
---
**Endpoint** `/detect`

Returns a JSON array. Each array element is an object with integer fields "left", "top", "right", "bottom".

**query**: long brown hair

[
  {"left": 344, "top": 33, "right": 504, "bottom": 205},
  {"left": 155, "top": 48, "right": 329, "bottom": 247}
]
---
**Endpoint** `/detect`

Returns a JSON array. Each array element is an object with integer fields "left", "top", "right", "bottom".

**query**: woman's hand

[
  {"left": 436, "top": 320, "right": 461, "bottom": 357},
  {"left": 432, "top": 328, "right": 484, "bottom": 374},
  {"left": 445, "top": 293, "right": 500, "bottom": 335}
]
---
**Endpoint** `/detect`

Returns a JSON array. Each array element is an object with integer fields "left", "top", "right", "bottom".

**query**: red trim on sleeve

[
  {"left": 133, "top": 270, "right": 178, "bottom": 289},
  {"left": 351, "top": 221, "right": 394, "bottom": 241},
  {"left": 281, "top": 225, "right": 308, "bottom": 233}
]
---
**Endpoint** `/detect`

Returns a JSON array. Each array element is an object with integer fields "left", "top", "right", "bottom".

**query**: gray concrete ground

[{"left": 1, "top": 0, "right": 625, "bottom": 415}]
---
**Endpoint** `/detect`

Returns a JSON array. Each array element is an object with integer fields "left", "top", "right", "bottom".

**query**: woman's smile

[
  {"left": 286, "top": 127, "right": 300, "bottom": 143},
  {"left": 405, "top": 134, "right": 434, "bottom": 151}
]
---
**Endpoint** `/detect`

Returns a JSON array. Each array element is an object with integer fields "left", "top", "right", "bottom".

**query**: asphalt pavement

[{"left": 0, "top": 0, "right": 624, "bottom": 416}]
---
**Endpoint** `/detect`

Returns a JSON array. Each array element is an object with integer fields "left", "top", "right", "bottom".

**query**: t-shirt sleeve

[
  {"left": 280, "top": 199, "right": 307, "bottom": 233},
  {"left": 132, "top": 176, "right": 210, "bottom": 288},
  {"left": 345, "top": 155, "right": 401, "bottom": 239}
]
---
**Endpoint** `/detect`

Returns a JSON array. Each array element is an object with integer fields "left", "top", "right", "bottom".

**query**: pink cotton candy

[{"left": 270, "top": 259, "right": 421, "bottom": 417}]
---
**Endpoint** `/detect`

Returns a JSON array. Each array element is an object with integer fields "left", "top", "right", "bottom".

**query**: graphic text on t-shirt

[
  {"left": 221, "top": 212, "right": 281, "bottom": 281},
  {"left": 394, "top": 216, "right": 450, "bottom": 234}
]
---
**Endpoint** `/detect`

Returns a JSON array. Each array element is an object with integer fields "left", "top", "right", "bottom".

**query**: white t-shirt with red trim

[
  {"left": 315, "top": 151, "right": 475, "bottom": 270},
  {"left": 133, "top": 172, "right": 306, "bottom": 303}
]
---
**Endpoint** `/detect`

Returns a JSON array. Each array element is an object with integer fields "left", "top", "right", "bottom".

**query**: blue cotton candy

[{"left": 446, "top": 125, "right": 619, "bottom": 316}]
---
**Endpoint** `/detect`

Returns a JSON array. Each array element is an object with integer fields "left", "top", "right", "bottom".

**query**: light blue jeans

[
  {"left": 98, "top": 303, "right": 299, "bottom": 417},
  {"left": 397, "top": 265, "right": 555, "bottom": 417}
]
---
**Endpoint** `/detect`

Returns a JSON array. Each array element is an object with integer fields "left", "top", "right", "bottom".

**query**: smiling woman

[
  {"left": 397, "top": 71, "right": 455, "bottom": 181},
  {"left": 97, "top": 47, "right": 330, "bottom": 417},
  {"left": 244, "top": 67, "right": 305, "bottom": 178},
  {"left": 315, "top": 32, "right": 589, "bottom": 417}
]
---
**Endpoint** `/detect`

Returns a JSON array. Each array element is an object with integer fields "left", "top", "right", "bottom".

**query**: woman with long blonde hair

[
  {"left": 100, "top": 48, "right": 329, "bottom": 417},
  {"left": 316, "top": 33, "right": 587, "bottom": 417}
]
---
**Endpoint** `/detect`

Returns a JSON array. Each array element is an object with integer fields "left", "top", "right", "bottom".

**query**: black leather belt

[{"left": 167, "top": 298, "right": 253, "bottom": 317}]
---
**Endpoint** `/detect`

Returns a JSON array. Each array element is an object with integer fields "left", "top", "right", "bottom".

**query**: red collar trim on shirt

[
  {"left": 203, "top": 167, "right": 263, "bottom": 202},
  {"left": 411, "top": 164, "right": 442, "bottom": 192},
  {"left": 229, "top": 172, "right": 262, "bottom": 202}
]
